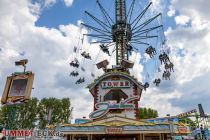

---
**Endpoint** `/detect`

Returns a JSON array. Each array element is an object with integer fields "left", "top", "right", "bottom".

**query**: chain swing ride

[{"left": 69, "top": 0, "right": 174, "bottom": 87}]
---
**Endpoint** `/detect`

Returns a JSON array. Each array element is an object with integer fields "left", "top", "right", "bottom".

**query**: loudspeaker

[
  {"left": 121, "top": 59, "right": 134, "bottom": 68},
  {"left": 96, "top": 60, "right": 109, "bottom": 69},
  {"left": 15, "top": 59, "right": 28, "bottom": 66}
]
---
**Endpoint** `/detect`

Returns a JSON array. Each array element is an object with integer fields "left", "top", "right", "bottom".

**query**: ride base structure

[{"left": 52, "top": 69, "right": 191, "bottom": 139}]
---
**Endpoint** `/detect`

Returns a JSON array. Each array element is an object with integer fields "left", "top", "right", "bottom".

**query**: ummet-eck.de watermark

[{"left": 1, "top": 129, "right": 64, "bottom": 138}]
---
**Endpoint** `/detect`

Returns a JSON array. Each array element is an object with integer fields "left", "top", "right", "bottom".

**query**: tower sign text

[{"left": 101, "top": 80, "right": 130, "bottom": 89}]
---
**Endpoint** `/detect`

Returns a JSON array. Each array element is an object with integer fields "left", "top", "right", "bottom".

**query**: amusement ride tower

[
  {"left": 84, "top": 0, "right": 164, "bottom": 120},
  {"left": 71, "top": 0, "right": 169, "bottom": 119}
]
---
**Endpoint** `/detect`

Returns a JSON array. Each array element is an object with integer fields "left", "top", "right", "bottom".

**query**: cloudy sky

[{"left": 0, "top": 0, "right": 210, "bottom": 120}]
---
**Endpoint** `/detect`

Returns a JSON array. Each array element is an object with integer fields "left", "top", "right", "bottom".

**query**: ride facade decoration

[{"left": 88, "top": 72, "right": 144, "bottom": 119}]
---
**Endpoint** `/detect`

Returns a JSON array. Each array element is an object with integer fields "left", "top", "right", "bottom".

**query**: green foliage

[
  {"left": 37, "top": 97, "right": 73, "bottom": 129},
  {"left": 0, "top": 97, "right": 73, "bottom": 129},
  {"left": 17, "top": 98, "right": 39, "bottom": 129},
  {"left": 138, "top": 107, "right": 158, "bottom": 119},
  {"left": 0, "top": 105, "right": 8, "bottom": 126},
  {"left": 179, "top": 117, "right": 196, "bottom": 127}
]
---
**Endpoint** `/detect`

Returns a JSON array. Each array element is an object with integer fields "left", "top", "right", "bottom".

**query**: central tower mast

[{"left": 112, "top": 0, "right": 132, "bottom": 66}]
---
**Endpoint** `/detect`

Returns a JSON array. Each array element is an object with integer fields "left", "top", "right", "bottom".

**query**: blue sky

[
  {"left": 0, "top": 0, "right": 210, "bottom": 119},
  {"left": 35, "top": 0, "right": 176, "bottom": 29},
  {"left": 36, "top": 0, "right": 95, "bottom": 27}
]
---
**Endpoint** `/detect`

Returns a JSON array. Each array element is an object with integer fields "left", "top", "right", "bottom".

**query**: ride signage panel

[
  {"left": 1, "top": 72, "right": 34, "bottom": 104},
  {"left": 89, "top": 96, "right": 139, "bottom": 119},
  {"left": 106, "top": 127, "right": 123, "bottom": 134},
  {"left": 101, "top": 80, "right": 130, "bottom": 89},
  {"left": 177, "top": 109, "right": 197, "bottom": 118},
  {"left": 177, "top": 127, "right": 188, "bottom": 134}
]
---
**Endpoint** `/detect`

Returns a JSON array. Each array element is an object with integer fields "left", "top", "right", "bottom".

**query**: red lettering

[
  {"left": 112, "top": 82, "right": 119, "bottom": 87},
  {"left": 17, "top": 130, "right": 24, "bottom": 137},
  {"left": 2, "top": 130, "right": 7, "bottom": 136},
  {"left": 10, "top": 130, "right": 16, "bottom": 137},
  {"left": 108, "top": 82, "right": 112, "bottom": 87},
  {"left": 178, "top": 127, "right": 187, "bottom": 133},
  {"left": 125, "top": 81, "right": 129, "bottom": 86},
  {"left": 2, "top": 130, "right": 33, "bottom": 137},
  {"left": 106, "top": 127, "right": 123, "bottom": 134},
  {"left": 102, "top": 81, "right": 130, "bottom": 88},
  {"left": 25, "top": 130, "right": 33, "bottom": 136},
  {"left": 103, "top": 82, "right": 106, "bottom": 87}
]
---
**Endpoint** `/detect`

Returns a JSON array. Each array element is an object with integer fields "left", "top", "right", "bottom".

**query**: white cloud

[
  {"left": 32, "top": 0, "right": 74, "bottom": 12},
  {"left": 44, "top": 0, "right": 57, "bottom": 8},
  {"left": 167, "top": 6, "right": 176, "bottom": 17},
  {"left": 150, "top": 0, "right": 164, "bottom": 13},
  {"left": 141, "top": 88, "right": 182, "bottom": 117},
  {"left": 64, "top": 0, "right": 73, "bottom": 7},
  {"left": 171, "top": 0, "right": 210, "bottom": 21},
  {"left": 175, "top": 15, "right": 190, "bottom": 26},
  {"left": 29, "top": 2, "right": 41, "bottom": 16}
]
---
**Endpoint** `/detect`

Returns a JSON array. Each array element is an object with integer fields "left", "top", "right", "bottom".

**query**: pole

[
  {"left": 6, "top": 105, "right": 18, "bottom": 140},
  {"left": 169, "top": 118, "right": 174, "bottom": 140}
]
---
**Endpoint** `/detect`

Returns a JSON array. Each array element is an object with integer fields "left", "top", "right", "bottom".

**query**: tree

[
  {"left": 0, "top": 97, "right": 73, "bottom": 129},
  {"left": 37, "top": 97, "right": 73, "bottom": 129},
  {"left": 139, "top": 107, "right": 144, "bottom": 119},
  {"left": 0, "top": 98, "right": 39, "bottom": 129},
  {"left": 179, "top": 117, "right": 196, "bottom": 127},
  {"left": 138, "top": 107, "right": 158, "bottom": 119},
  {"left": 17, "top": 98, "right": 39, "bottom": 129},
  {"left": 61, "top": 98, "right": 73, "bottom": 123},
  {"left": 0, "top": 105, "right": 8, "bottom": 127}
]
